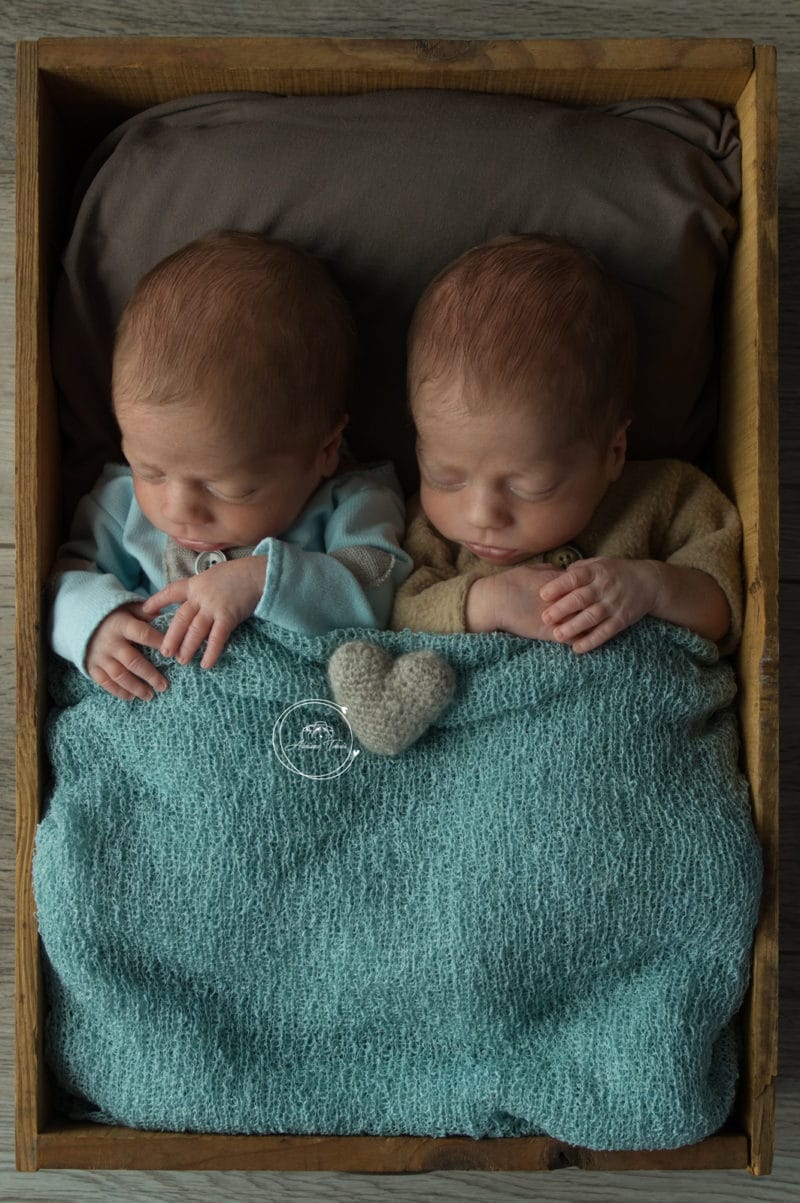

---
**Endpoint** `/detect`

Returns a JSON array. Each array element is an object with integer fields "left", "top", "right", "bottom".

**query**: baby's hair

[
  {"left": 407, "top": 233, "right": 637, "bottom": 446},
  {"left": 112, "top": 230, "right": 357, "bottom": 452}
]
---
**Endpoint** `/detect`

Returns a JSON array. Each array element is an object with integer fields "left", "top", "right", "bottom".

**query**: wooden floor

[{"left": 2, "top": 2, "right": 798, "bottom": 1199}]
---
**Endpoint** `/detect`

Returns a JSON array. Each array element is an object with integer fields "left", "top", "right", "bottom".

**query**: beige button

[
  {"left": 543, "top": 544, "right": 583, "bottom": 570},
  {"left": 194, "top": 549, "right": 228, "bottom": 573}
]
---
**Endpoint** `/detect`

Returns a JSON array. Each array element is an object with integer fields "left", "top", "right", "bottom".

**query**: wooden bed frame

[{"left": 15, "top": 36, "right": 778, "bottom": 1175}]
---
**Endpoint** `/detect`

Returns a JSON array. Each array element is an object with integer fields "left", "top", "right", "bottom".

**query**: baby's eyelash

[
  {"left": 420, "top": 467, "right": 463, "bottom": 490},
  {"left": 428, "top": 479, "right": 464, "bottom": 491},
  {"left": 423, "top": 468, "right": 557, "bottom": 500},
  {"left": 509, "top": 485, "right": 556, "bottom": 501},
  {"left": 207, "top": 486, "right": 256, "bottom": 502}
]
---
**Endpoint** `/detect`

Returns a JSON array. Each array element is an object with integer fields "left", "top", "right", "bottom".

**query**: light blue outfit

[{"left": 49, "top": 461, "right": 412, "bottom": 674}]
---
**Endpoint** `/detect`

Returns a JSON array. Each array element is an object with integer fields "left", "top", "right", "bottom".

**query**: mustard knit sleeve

[
  {"left": 658, "top": 463, "right": 744, "bottom": 654},
  {"left": 389, "top": 496, "right": 481, "bottom": 634}
]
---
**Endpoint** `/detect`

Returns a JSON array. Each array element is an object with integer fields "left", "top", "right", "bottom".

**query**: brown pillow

[{"left": 52, "top": 89, "right": 741, "bottom": 509}]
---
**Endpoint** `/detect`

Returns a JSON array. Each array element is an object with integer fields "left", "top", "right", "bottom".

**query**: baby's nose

[
  {"left": 161, "top": 481, "right": 209, "bottom": 524},
  {"left": 465, "top": 484, "right": 510, "bottom": 530}
]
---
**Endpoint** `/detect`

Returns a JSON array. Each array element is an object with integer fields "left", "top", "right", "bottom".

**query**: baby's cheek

[{"left": 420, "top": 491, "right": 459, "bottom": 542}]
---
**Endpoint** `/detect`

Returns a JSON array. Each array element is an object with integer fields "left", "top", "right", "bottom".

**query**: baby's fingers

[
  {"left": 166, "top": 606, "right": 220, "bottom": 666},
  {"left": 125, "top": 613, "right": 165, "bottom": 652},
  {"left": 199, "top": 619, "right": 235, "bottom": 669},
  {"left": 541, "top": 583, "right": 599, "bottom": 627},
  {"left": 92, "top": 651, "right": 167, "bottom": 701},
  {"left": 162, "top": 603, "right": 201, "bottom": 660},
  {"left": 142, "top": 580, "right": 189, "bottom": 616},
  {"left": 538, "top": 574, "right": 575, "bottom": 604},
  {"left": 570, "top": 617, "right": 622, "bottom": 655},
  {"left": 539, "top": 561, "right": 597, "bottom": 605},
  {"left": 550, "top": 603, "right": 607, "bottom": 643},
  {"left": 91, "top": 665, "right": 142, "bottom": 702}
]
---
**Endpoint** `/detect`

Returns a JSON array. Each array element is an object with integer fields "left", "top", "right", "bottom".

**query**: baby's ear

[
  {"left": 606, "top": 421, "right": 628, "bottom": 480},
  {"left": 319, "top": 415, "right": 349, "bottom": 477}
]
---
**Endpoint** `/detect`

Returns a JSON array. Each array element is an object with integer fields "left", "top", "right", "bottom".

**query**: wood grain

[
  {"left": 2, "top": 1, "right": 799, "bottom": 1199},
  {"left": 0, "top": 183, "right": 13, "bottom": 546},
  {"left": 716, "top": 43, "right": 780, "bottom": 1176},
  {"left": 34, "top": 34, "right": 755, "bottom": 106}
]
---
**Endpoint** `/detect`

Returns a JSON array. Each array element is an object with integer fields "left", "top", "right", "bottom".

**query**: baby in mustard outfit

[{"left": 391, "top": 235, "right": 742, "bottom": 653}]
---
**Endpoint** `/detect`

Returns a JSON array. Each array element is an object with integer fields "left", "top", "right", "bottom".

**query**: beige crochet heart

[{"left": 327, "top": 641, "right": 456, "bottom": 756}]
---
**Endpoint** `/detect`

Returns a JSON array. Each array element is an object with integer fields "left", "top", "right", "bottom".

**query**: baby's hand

[
  {"left": 467, "top": 563, "right": 563, "bottom": 639},
  {"left": 85, "top": 602, "right": 167, "bottom": 701},
  {"left": 538, "top": 557, "right": 660, "bottom": 653},
  {"left": 142, "top": 556, "right": 267, "bottom": 669}
]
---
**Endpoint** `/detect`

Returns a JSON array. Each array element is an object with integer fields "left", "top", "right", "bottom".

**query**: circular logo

[{"left": 271, "top": 699, "right": 360, "bottom": 779}]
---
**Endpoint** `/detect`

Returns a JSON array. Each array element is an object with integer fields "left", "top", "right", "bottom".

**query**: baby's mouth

[
  {"left": 174, "top": 538, "right": 227, "bottom": 552},
  {"left": 464, "top": 541, "right": 520, "bottom": 563}
]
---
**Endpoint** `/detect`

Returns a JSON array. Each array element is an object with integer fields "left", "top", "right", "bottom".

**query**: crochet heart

[{"left": 327, "top": 641, "right": 456, "bottom": 756}]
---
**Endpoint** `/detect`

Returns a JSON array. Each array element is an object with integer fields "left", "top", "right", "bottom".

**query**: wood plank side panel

[
  {"left": 15, "top": 40, "right": 44, "bottom": 1174},
  {"left": 15, "top": 43, "right": 65, "bottom": 1173},
  {"left": 35, "top": 35, "right": 754, "bottom": 108},
  {"left": 35, "top": 1124, "right": 748, "bottom": 1174},
  {"left": 36, "top": 34, "right": 755, "bottom": 71},
  {"left": 717, "top": 45, "right": 779, "bottom": 1178}
]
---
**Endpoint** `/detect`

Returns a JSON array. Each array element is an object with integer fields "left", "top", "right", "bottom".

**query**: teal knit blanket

[{"left": 34, "top": 617, "right": 762, "bottom": 1150}]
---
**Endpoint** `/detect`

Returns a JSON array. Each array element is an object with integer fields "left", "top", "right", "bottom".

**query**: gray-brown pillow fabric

[{"left": 52, "top": 90, "right": 741, "bottom": 511}]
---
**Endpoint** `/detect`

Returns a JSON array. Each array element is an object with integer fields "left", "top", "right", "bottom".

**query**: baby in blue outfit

[{"left": 49, "top": 231, "right": 412, "bottom": 701}]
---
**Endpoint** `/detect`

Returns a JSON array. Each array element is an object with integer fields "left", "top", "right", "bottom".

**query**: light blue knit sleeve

[
  {"left": 48, "top": 464, "right": 156, "bottom": 673},
  {"left": 252, "top": 467, "right": 413, "bottom": 634}
]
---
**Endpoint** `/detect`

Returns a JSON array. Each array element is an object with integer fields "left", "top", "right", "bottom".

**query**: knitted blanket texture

[{"left": 34, "top": 617, "right": 762, "bottom": 1149}]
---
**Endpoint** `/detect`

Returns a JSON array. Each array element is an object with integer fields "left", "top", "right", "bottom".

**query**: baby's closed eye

[
  {"left": 508, "top": 483, "right": 557, "bottom": 501},
  {"left": 206, "top": 485, "right": 258, "bottom": 502}
]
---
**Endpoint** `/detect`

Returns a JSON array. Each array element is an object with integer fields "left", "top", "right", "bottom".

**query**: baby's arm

[
  {"left": 49, "top": 465, "right": 167, "bottom": 696},
  {"left": 392, "top": 500, "right": 562, "bottom": 637},
  {"left": 536, "top": 462, "right": 741, "bottom": 652},
  {"left": 251, "top": 470, "right": 412, "bottom": 635},
  {"left": 141, "top": 557, "right": 266, "bottom": 669},
  {"left": 537, "top": 558, "right": 730, "bottom": 653},
  {"left": 390, "top": 497, "right": 482, "bottom": 633},
  {"left": 143, "top": 467, "right": 412, "bottom": 656},
  {"left": 465, "top": 563, "right": 563, "bottom": 637}
]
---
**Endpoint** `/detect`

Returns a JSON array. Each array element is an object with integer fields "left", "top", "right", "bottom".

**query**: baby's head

[
  {"left": 112, "top": 231, "right": 356, "bottom": 551},
  {"left": 407, "top": 234, "right": 636, "bottom": 564}
]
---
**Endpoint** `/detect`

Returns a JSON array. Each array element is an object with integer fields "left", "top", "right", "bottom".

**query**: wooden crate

[{"left": 15, "top": 36, "right": 779, "bottom": 1175}]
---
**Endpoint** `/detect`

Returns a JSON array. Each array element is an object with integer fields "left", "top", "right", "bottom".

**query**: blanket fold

[{"left": 34, "top": 617, "right": 762, "bottom": 1149}]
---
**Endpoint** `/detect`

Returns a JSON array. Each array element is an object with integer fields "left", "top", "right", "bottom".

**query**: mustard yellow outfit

[{"left": 390, "top": 459, "right": 743, "bottom": 653}]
